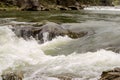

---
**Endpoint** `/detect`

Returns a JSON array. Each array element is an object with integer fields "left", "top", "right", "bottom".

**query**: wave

[
  {"left": 0, "top": 26, "right": 120, "bottom": 80},
  {"left": 84, "top": 6, "right": 120, "bottom": 11},
  {"left": 25, "top": 50, "right": 120, "bottom": 80}
]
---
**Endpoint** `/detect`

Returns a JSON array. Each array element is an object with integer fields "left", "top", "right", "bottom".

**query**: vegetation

[
  {"left": 0, "top": 0, "right": 119, "bottom": 11},
  {"left": 113, "top": 0, "right": 120, "bottom": 5}
]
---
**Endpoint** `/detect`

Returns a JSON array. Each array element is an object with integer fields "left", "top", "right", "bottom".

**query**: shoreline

[{"left": 0, "top": 5, "right": 119, "bottom": 11}]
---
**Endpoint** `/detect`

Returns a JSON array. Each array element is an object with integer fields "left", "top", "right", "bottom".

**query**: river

[{"left": 0, "top": 7, "right": 120, "bottom": 80}]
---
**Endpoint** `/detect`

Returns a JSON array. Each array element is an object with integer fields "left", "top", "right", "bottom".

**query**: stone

[
  {"left": 11, "top": 22, "right": 87, "bottom": 43},
  {"left": 99, "top": 67, "right": 120, "bottom": 80},
  {"left": 56, "top": 0, "right": 76, "bottom": 7},
  {"left": 1, "top": 71, "right": 24, "bottom": 80},
  {"left": 15, "top": 0, "right": 40, "bottom": 11},
  {"left": 12, "top": 25, "right": 33, "bottom": 39},
  {"left": 57, "top": 6, "right": 69, "bottom": 10},
  {"left": 68, "top": 6, "right": 79, "bottom": 10},
  {"left": 105, "top": 47, "right": 120, "bottom": 53}
]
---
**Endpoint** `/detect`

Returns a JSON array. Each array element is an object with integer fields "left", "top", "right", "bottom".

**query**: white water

[
  {"left": 0, "top": 26, "right": 120, "bottom": 80},
  {"left": 43, "top": 32, "right": 49, "bottom": 43},
  {"left": 84, "top": 6, "right": 120, "bottom": 11}
]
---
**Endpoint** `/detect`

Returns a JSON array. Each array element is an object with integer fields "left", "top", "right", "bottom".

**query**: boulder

[
  {"left": 57, "top": 6, "right": 69, "bottom": 10},
  {"left": 105, "top": 47, "right": 120, "bottom": 53},
  {"left": 12, "top": 22, "right": 87, "bottom": 43},
  {"left": 31, "top": 22, "right": 87, "bottom": 43},
  {"left": 32, "top": 22, "right": 68, "bottom": 42},
  {"left": 12, "top": 25, "right": 33, "bottom": 40},
  {"left": 16, "top": 0, "right": 40, "bottom": 11},
  {"left": 56, "top": 0, "right": 76, "bottom": 7},
  {"left": 99, "top": 67, "right": 120, "bottom": 80},
  {"left": 68, "top": 2, "right": 81, "bottom": 10},
  {"left": 1, "top": 71, "right": 24, "bottom": 80}
]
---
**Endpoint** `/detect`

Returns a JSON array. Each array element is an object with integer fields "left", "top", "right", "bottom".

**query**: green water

[
  {"left": 0, "top": 10, "right": 81, "bottom": 23},
  {"left": 0, "top": 10, "right": 120, "bottom": 23},
  {"left": 0, "top": 10, "right": 120, "bottom": 56},
  {"left": 1, "top": 9, "right": 120, "bottom": 80},
  {"left": 0, "top": 10, "right": 119, "bottom": 23}
]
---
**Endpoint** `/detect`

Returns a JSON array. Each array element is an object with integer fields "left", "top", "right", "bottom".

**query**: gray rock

[
  {"left": 15, "top": 0, "right": 41, "bottom": 11},
  {"left": 1, "top": 71, "right": 23, "bottom": 80},
  {"left": 99, "top": 67, "right": 120, "bottom": 80},
  {"left": 12, "top": 22, "right": 87, "bottom": 43},
  {"left": 105, "top": 47, "right": 120, "bottom": 53}
]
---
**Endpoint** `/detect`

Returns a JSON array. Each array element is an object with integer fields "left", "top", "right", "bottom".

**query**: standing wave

[{"left": 0, "top": 26, "right": 120, "bottom": 80}]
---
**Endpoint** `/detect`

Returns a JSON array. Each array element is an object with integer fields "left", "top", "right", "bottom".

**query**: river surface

[{"left": 0, "top": 7, "right": 120, "bottom": 80}]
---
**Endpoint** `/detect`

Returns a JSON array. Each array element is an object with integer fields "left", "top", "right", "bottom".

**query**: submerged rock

[
  {"left": 99, "top": 67, "right": 120, "bottom": 80},
  {"left": 105, "top": 47, "right": 120, "bottom": 53},
  {"left": 1, "top": 71, "right": 24, "bottom": 80},
  {"left": 12, "top": 22, "right": 87, "bottom": 43}
]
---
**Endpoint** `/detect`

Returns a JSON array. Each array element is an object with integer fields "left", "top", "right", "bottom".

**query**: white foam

[
  {"left": 43, "top": 32, "right": 49, "bottom": 43},
  {"left": 0, "top": 26, "right": 120, "bottom": 80},
  {"left": 26, "top": 50, "right": 120, "bottom": 80},
  {"left": 0, "top": 26, "right": 46, "bottom": 74},
  {"left": 84, "top": 6, "right": 120, "bottom": 11},
  {"left": 41, "top": 35, "right": 72, "bottom": 51}
]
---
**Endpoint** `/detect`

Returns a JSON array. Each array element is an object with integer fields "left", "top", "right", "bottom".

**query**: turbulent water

[
  {"left": 84, "top": 6, "right": 120, "bottom": 11},
  {"left": 1, "top": 7, "right": 120, "bottom": 80},
  {"left": 0, "top": 25, "right": 120, "bottom": 80}
]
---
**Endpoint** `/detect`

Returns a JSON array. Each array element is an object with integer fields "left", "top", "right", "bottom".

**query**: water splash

[
  {"left": 43, "top": 32, "right": 49, "bottom": 43},
  {"left": 0, "top": 26, "right": 120, "bottom": 80},
  {"left": 0, "top": 26, "right": 46, "bottom": 74},
  {"left": 84, "top": 6, "right": 120, "bottom": 11}
]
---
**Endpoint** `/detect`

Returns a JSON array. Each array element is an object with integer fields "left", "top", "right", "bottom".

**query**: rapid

[{"left": 0, "top": 6, "right": 120, "bottom": 80}]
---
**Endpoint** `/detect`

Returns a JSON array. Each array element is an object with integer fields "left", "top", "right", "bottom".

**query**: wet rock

[
  {"left": 31, "top": 22, "right": 87, "bottom": 43},
  {"left": 57, "top": 6, "right": 69, "bottom": 10},
  {"left": 32, "top": 22, "right": 68, "bottom": 42},
  {"left": 12, "top": 22, "right": 87, "bottom": 43},
  {"left": 105, "top": 47, "right": 120, "bottom": 53},
  {"left": 67, "top": 29, "right": 87, "bottom": 39},
  {"left": 57, "top": 1, "right": 81, "bottom": 10},
  {"left": 42, "top": 8, "right": 50, "bottom": 11},
  {"left": 67, "top": 2, "right": 80, "bottom": 10},
  {"left": 1, "top": 71, "right": 24, "bottom": 80},
  {"left": 16, "top": 0, "right": 41, "bottom": 11},
  {"left": 68, "top": 6, "right": 79, "bottom": 10},
  {"left": 12, "top": 25, "right": 33, "bottom": 40},
  {"left": 100, "top": 0, "right": 113, "bottom": 6},
  {"left": 56, "top": 0, "right": 76, "bottom": 7},
  {"left": 99, "top": 67, "right": 120, "bottom": 80},
  {"left": 80, "top": 5, "right": 88, "bottom": 9}
]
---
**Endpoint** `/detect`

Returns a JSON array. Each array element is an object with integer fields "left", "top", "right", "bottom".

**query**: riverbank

[{"left": 0, "top": 0, "right": 118, "bottom": 11}]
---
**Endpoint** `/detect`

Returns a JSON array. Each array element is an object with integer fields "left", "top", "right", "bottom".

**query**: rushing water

[
  {"left": 1, "top": 7, "right": 120, "bottom": 80},
  {"left": 84, "top": 6, "right": 120, "bottom": 11}
]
